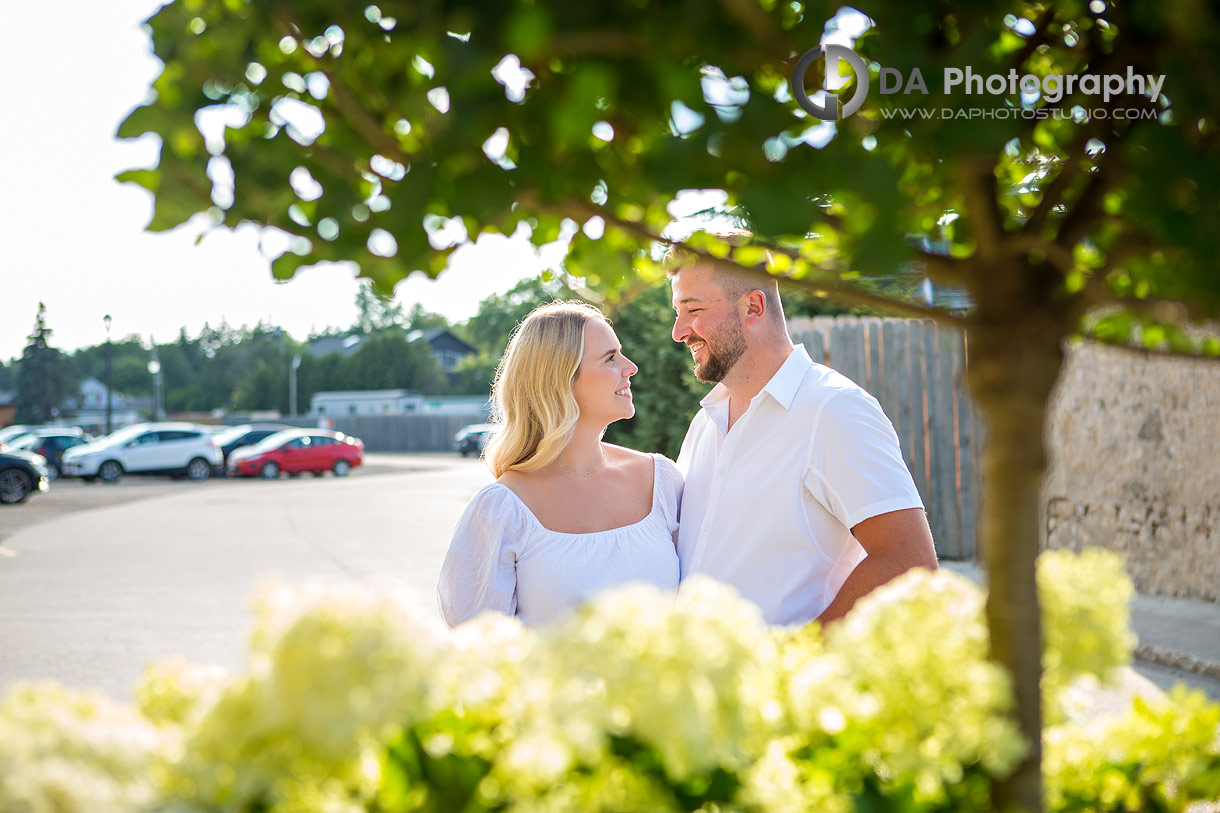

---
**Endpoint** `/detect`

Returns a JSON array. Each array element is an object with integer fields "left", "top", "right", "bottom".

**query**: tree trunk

[{"left": 968, "top": 272, "right": 1070, "bottom": 812}]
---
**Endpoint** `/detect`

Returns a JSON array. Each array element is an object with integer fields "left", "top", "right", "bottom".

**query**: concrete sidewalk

[{"left": 941, "top": 561, "right": 1220, "bottom": 700}]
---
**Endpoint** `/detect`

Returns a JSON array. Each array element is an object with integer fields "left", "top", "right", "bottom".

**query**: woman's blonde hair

[{"left": 484, "top": 301, "right": 609, "bottom": 477}]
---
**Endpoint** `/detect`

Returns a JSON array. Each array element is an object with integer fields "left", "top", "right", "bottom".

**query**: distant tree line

[{"left": 6, "top": 278, "right": 851, "bottom": 457}]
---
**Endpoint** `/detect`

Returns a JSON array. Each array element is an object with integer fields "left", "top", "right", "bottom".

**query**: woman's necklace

[{"left": 557, "top": 456, "right": 607, "bottom": 477}]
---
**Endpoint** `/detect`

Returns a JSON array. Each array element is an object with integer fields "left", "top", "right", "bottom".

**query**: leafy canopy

[{"left": 119, "top": 0, "right": 1220, "bottom": 353}]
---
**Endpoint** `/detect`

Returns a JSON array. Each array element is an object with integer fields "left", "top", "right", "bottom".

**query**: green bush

[{"left": 2, "top": 550, "right": 1217, "bottom": 812}]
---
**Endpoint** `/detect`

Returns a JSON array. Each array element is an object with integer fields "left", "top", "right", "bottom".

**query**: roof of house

[
  {"left": 306, "top": 334, "right": 365, "bottom": 358},
  {"left": 407, "top": 328, "right": 476, "bottom": 355}
]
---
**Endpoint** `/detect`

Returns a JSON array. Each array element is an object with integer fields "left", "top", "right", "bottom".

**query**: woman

[{"left": 437, "top": 301, "right": 682, "bottom": 627}]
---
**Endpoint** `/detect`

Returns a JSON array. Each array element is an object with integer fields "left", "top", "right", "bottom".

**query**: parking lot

[
  {"left": 0, "top": 454, "right": 447, "bottom": 549},
  {"left": 0, "top": 453, "right": 492, "bottom": 699}
]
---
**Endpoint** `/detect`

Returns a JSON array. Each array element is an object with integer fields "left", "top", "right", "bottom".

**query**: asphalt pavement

[
  {"left": 0, "top": 453, "right": 492, "bottom": 699},
  {"left": 2, "top": 458, "right": 1218, "bottom": 704}
]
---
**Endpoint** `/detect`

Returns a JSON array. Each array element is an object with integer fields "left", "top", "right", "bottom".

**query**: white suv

[{"left": 62, "top": 422, "right": 223, "bottom": 484}]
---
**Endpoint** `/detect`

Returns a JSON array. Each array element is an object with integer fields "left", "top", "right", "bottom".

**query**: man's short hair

[{"left": 664, "top": 230, "right": 784, "bottom": 321}]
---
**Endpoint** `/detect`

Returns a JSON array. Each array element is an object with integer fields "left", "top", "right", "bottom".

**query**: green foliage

[
  {"left": 2, "top": 550, "right": 1217, "bottom": 813},
  {"left": 356, "top": 278, "right": 406, "bottom": 334},
  {"left": 447, "top": 352, "right": 499, "bottom": 396},
  {"left": 405, "top": 303, "right": 451, "bottom": 334},
  {"left": 1039, "top": 548, "right": 1137, "bottom": 723},
  {"left": 1044, "top": 686, "right": 1220, "bottom": 812},
  {"left": 0, "top": 360, "right": 12, "bottom": 391},
  {"left": 463, "top": 275, "right": 578, "bottom": 358},
  {"left": 117, "top": 0, "right": 1220, "bottom": 337},
  {"left": 14, "top": 304, "right": 79, "bottom": 424}
]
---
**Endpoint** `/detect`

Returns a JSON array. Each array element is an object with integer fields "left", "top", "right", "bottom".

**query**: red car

[{"left": 226, "top": 429, "right": 364, "bottom": 479}]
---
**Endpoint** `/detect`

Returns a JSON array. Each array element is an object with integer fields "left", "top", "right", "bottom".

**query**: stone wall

[{"left": 1044, "top": 342, "right": 1220, "bottom": 602}]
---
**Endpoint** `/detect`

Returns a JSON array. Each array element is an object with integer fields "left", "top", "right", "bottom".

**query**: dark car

[
  {"left": 7, "top": 428, "right": 93, "bottom": 481},
  {"left": 0, "top": 450, "right": 50, "bottom": 505},
  {"left": 211, "top": 424, "right": 293, "bottom": 471},
  {"left": 454, "top": 423, "right": 497, "bottom": 457}
]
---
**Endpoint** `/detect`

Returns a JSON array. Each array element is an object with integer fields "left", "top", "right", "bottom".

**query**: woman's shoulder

[
  {"left": 460, "top": 482, "right": 531, "bottom": 528},
  {"left": 603, "top": 443, "right": 661, "bottom": 471}
]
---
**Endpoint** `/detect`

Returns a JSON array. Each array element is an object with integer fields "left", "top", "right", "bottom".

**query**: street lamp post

[
  {"left": 103, "top": 315, "right": 113, "bottom": 435},
  {"left": 148, "top": 340, "right": 163, "bottom": 420},
  {"left": 289, "top": 354, "right": 302, "bottom": 418}
]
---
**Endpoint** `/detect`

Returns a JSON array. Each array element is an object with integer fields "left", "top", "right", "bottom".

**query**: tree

[
  {"left": 354, "top": 278, "right": 405, "bottom": 333},
  {"left": 120, "top": 1, "right": 1220, "bottom": 806},
  {"left": 14, "top": 304, "right": 78, "bottom": 424},
  {"left": 405, "top": 303, "right": 451, "bottom": 333},
  {"left": 463, "top": 275, "right": 577, "bottom": 356}
]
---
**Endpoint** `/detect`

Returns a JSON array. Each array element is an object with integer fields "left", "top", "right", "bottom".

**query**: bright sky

[{"left": 0, "top": 2, "right": 555, "bottom": 364}]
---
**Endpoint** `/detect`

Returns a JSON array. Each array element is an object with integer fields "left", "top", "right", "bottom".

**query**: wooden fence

[
  {"left": 791, "top": 317, "right": 980, "bottom": 561},
  {"left": 267, "top": 414, "right": 486, "bottom": 453}
]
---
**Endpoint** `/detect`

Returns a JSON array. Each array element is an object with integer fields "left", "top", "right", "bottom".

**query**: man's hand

[{"left": 816, "top": 508, "right": 939, "bottom": 625}]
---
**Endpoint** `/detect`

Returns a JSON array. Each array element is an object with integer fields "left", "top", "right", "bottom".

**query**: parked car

[
  {"left": 227, "top": 429, "right": 364, "bottom": 479},
  {"left": 454, "top": 423, "right": 497, "bottom": 457},
  {"left": 0, "top": 449, "right": 50, "bottom": 505},
  {"left": 211, "top": 423, "right": 293, "bottom": 471},
  {"left": 6, "top": 428, "right": 93, "bottom": 480},
  {"left": 0, "top": 425, "right": 39, "bottom": 448},
  {"left": 61, "top": 422, "right": 223, "bottom": 483}
]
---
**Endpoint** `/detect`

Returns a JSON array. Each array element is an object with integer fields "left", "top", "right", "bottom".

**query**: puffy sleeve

[
  {"left": 802, "top": 388, "right": 924, "bottom": 530},
  {"left": 653, "top": 454, "right": 685, "bottom": 538},
  {"left": 437, "top": 485, "right": 529, "bottom": 627}
]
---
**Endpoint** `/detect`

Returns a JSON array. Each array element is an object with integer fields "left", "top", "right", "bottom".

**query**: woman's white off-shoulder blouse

[{"left": 438, "top": 454, "right": 682, "bottom": 627}]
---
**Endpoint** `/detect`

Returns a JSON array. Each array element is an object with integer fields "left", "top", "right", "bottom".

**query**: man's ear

[{"left": 742, "top": 290, "right": 768, "bottom": 326}]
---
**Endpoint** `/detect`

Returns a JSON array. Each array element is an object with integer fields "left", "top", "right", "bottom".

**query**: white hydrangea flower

[{"left": 0, "top": 683, "right": 165, "bottom": 813}]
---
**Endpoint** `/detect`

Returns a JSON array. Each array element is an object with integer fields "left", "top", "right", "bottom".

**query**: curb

[{"left": 1135, "top": 645, "right": 1220, "bottom": 682}]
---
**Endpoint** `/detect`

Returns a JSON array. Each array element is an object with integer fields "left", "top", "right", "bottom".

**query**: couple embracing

[{"left": 438, "top": 256, "right": 938, "bottom": 629}]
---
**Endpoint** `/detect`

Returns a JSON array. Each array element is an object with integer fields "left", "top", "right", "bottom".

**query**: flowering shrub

[
  {"left": 1038, "top": 548, "right": 1138, "bottom": 723},
  {"left": 1, "top": 549, "right": 1217, "bottom": 813}
]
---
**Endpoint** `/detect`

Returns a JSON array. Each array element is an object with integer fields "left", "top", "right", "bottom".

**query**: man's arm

[{"left": 816, "top": 508, "right": 938, "bottom": 625}]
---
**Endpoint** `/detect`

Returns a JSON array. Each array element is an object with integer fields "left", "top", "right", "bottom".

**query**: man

[{"left": 671, "top": 257, "right": 938, "bottom": 626}]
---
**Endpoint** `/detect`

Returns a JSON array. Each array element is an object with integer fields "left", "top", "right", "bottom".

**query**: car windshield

[
  {"left": 7, "top": 435, "right": 38, "bottom": 450},
  {"left": 97, "top": 425, "right": 149, "bottom": 445},
  {"left": 250, "top": 431, "right": 304, "bottom": 451},
  {"left": 0, "top": 428, "right": 32, "bottom": 445},
  {"left": 213, "top": 425, "right": 253, "bottom": 445}
]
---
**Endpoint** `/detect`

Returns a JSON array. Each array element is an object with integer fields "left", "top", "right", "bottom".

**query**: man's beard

[{"left": 692, "top": 319, "right": 746, "bottom": 383}]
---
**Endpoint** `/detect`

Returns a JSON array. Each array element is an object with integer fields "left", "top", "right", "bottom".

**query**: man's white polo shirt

[{"left": 675, "top": 344, "right": 924, "bottom": 626}]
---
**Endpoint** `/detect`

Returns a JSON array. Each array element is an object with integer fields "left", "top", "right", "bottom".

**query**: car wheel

[
  {"left": 332, "top": 459, "right": 352, "bottom": 477},
  {"left": 98, "top": 460, "right": 123, "bottom": 484},
  {"left": 260, "top": 461, "right": 280, "bottom": 479},
  {"left": 186, "top": 458, "right": 211, "bottom": 481},
  {"left": 0, "top": 468, "right": 33, "bottom": 505}
]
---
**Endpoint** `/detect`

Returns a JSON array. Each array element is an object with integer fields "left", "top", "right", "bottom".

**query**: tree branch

[
  {"left": 1083, "top": 332, "right": 1220, "bottom": 363},
  {"left": 1005, "top": 6, "right": 1059, "bottom": 75},
  {"left": 955, "top": 156, "right": 1005, "bottom": 261},
  {"left": 1083, "top": 280, "right": 1213, "bottom": 325},
  {"left": 913, "top": 248, "right": 973, "bottom": 284},
  {"left": 717, "top": 0, "right": 790, "bottom": 60},
  {"left": 544, "top": 195, "right": 965, "bottom": 325},
  {"left": 1006, "top": 234, "right": 1077, "bottom": 276}
]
